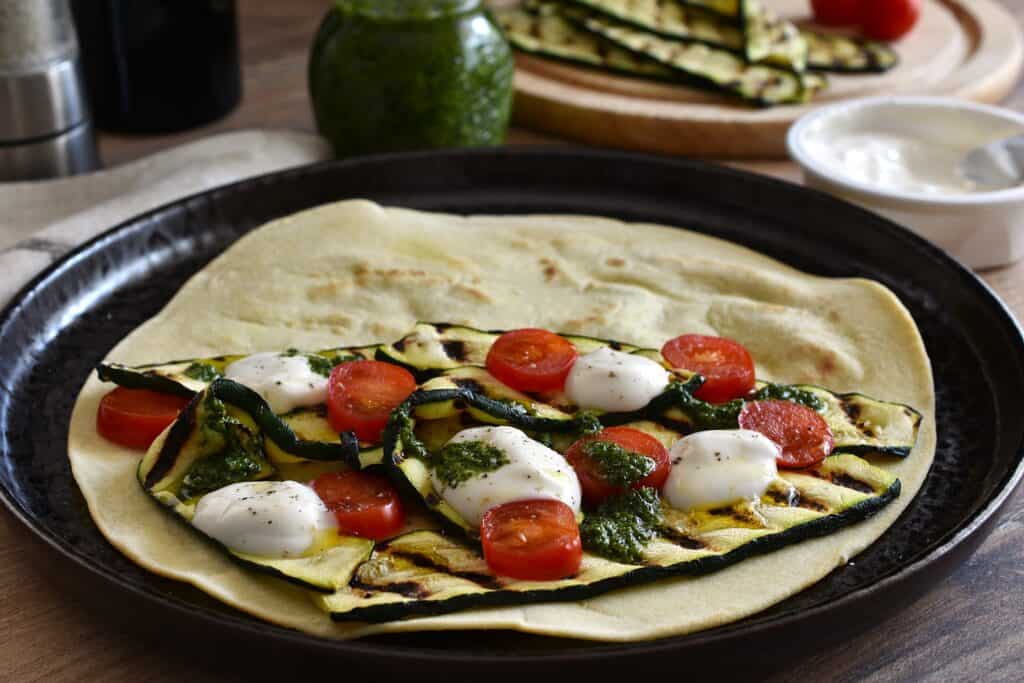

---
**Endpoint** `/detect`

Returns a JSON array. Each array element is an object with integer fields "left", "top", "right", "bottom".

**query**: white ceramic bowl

[{"left": 787, "top": 96, "right": 1024, "bottom": 270}]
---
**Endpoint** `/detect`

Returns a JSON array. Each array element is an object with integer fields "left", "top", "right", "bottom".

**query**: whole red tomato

[
  {"left": 811, "top": 0, "right": 861, "bottom": 26},
  {"left": 860, "top": 0, "right": 921, "bottom": 40}
]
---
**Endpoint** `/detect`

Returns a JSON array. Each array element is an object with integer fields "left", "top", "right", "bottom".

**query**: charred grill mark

[
  {"left": 392, "top": 337, "right": 408, "bottom": 352},
  {"left": 796, "top": 496, "right": 828, "bottom": 513},
  {"left": 424, "top": 492, "right": 442, "bottom": 507},
  {"left": 432, "top": 323, "right": 453, "bottom": 333},
  {"left": 349, "top": 578, "right": 429, "bottom": 599},
  {"left": 452, "top": 398, "right": 467, "bottom": 410},
  {"left": 839, "top": 396, "right": 862, "bottom": 422},
  {"left": 442, "top": 340, "right": 467, "bottom": 361},
  {"left": 388, "top": 552, "right": 502, "bottom": 590},
  {"left": 658, "top": 526, "right": 707, "bottom": 550},
  {"left": 764, "top": 487, "right": 798, "bottom": 507},
  {"left": 144, "top": 395, "right": 200, "bottom": 490},
  {"left": 830, "top": 473, "right": 875, "bottom": 494}
]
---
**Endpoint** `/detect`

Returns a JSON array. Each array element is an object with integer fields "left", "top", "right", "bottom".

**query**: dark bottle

[{"left": 70, "top": 0, "right": 241, "bottom": 134}]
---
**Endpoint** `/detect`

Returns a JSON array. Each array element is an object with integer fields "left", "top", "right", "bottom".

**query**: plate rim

[{"left": 2, "top": 145, "right": 1023, "bottom": 662}]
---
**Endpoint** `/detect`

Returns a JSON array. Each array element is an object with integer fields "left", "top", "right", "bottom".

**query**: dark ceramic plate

[{"left": 1, "top": 148, "right": 1022, "bottom": 675}]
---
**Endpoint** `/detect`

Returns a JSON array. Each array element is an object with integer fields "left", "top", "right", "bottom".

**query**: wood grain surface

[
  {"left": 510, "top": 0, "right": 1024, "bottom": 158},
  {"left": 2, "top": 1, "right": 1022, "bottom": 680}
]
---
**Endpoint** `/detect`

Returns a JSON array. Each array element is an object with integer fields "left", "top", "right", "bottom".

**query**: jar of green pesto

[{"left": 308, "top": 0, "right": 514, "bottom": 157}]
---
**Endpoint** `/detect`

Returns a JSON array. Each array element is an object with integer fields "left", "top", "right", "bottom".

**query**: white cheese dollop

[
  {"left": 192, "top": 480, "right": 335, "bottom": 558},
  {"left": 224, "top": 352, "right": 328, "bottom": 414},
  {"left": 430, "top": 426, "right": 581, "bottom": 528},
  {"left": 565, "top": 347, "right": 670, "bottom": 412},
  {"left": 662, "top": 430, "right": 780, "bottom": 511}
]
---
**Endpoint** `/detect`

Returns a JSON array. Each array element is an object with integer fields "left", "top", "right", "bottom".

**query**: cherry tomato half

[
  {"left": 312, "top": 470, "right": 406, "bottom": 540},
  {"left": 480, "top": 499, "right": 582, "bottom": 581},
  {"left": 738, "top": 400, "right": 834, "bottom": 469},
  {"left": 327, "top": 360, "right": 417, "bottom": 442},
  {"left": 96, "top": 387, "right": 191, "bottom": 450},
  {"left": 485, "top": 328, "right": 578, "bottom": 393},
  {"left": 661, "top": 334, "right": 756, "bottom": 404},
  {"left": 811, "top": 0, "right": 862, "bottom": 26},
  {"left": 860, "top": 0, "right": 920, "bottom": 40},
  {"left": 565, "top": 426, "right": 670, "bottom": 505}
]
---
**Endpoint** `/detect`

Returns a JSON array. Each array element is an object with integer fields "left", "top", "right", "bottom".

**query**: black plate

[{"left": 2, "top": 148, "right": 1023, "bottom": 675}]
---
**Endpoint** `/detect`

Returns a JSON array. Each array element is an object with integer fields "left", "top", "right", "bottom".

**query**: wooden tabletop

[{"left": 3, "top": 1, "right": 1023, "bottom": 680}]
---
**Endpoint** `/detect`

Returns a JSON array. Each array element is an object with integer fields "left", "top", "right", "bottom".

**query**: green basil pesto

[
  {"left": 307, "top": 353, "right": 356, "bottom": 378},
  {"left": 580, "top": 487, "right": 661, "bottom": 564},
  {"left": 582, "top": 440, "right": 654, "bottom": 487},
  {"left": 184, "top": 362, "right": 221, "bottom": 382},
  {"left": 657, "top": 380, "right": 825, "bottom": 429},
  {"left": 433, "top": 440, "right": 509, "bottom": 488},
  {"left": 751, "top": 383, "right": 826, "bottom": 412},
  {"left": 281, "top": 347, "right": 354, "bottom": 377},
  {"left": 309, "top": 0, "right": 513, "bottom": 157},
  {"left": 179, "top": 395, "right": 271, "bottom": 500}
]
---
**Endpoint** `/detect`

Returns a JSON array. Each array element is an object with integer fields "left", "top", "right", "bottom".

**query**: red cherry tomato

[
  {"left": 312, "top": 470, "right": 406, "bottom": 540},
  {"left": 661, "top": 334, "right": 756, "bottom": 404},
  {"left": 860, "top": 0, "right": 920, "bottom": 40},
  {"left": 565, "top": 426, "right": 670, "bottom": 505},
  {"left": 485, "top": 328, "right": 578, "bottom": 393},
  {"left": 480, "top": 499, "right": 582, "bottom": 581},
  {"left": 811, "top": 0, "right": 862, "bottom": 26},
  {"left": 738, "top": 400, "right": 834, "bottom": 469},
  {"left": 96, "top": 387, "right": 191, "bottom": 450},
  {"left": 326, "top": 360, "right": 417, "bottom": 442}
]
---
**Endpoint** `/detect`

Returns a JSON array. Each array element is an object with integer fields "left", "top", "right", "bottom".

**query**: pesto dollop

[
  {"left": 184, "top": 361, "right": 221, "bottom": 382},
  {"left": 751, "top": 383, "right": 825, "bottom": 412},
  {"left": 655, "top": 380, "right": 826, "bottom": 430},
  {"left": 179, "top": 395, "right": 270, "bottom": 500},
  {"left": 279, "top": 347, "right": 353, "bottom": 378},
  {"left": 306, "top": 352, "right": 355, "bottom": 378},
  {"left": 579, "top": 487, "right": 662, "bottom": 563},
  {"left": 433, "top": 440, "right": 509, "bottom": 488},
  {"left": 582, "top": 440, "right": 655, "bottom": 487}
]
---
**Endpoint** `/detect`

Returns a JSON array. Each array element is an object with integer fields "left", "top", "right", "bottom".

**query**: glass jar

[{"left": 308, "top": 0, "right": 514, "bottom": 157}]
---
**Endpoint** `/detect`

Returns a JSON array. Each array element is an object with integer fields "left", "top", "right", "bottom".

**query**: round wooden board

[{"left": 510, "top": 0, "right": 1024, "bottom": 158}]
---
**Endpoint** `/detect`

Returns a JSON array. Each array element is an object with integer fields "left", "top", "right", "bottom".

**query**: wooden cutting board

[{"left": 510, "top": 0, "right": 1024, "bottom": 158}]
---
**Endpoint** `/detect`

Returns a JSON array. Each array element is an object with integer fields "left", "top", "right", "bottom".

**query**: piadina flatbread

[{"left": 67, "top": 199, "right": 935, "bottom": 641}]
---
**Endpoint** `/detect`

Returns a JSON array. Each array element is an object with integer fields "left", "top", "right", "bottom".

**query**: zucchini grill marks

[
  {"left": 498, "top": 1, "right": 897, "bottom": 106},
  {"left": 117, "top": 323, "right": 921, "bottom": 621},
  {"left": 495, "top": 3, "right": 680, "bottom": 82}
]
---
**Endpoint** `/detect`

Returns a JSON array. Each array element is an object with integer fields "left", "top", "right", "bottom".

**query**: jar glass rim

[{"left": 334, "top": 0, "right": 481, "bottom": 21}]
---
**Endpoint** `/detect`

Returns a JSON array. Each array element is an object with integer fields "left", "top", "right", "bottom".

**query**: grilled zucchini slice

[
  {"left": 742, "top": 0, "right": 807, "bottom": 71},
  {"left": 137, "top": 384, "right": 374, "bottom": 592},
  {"left": 496, "top": 6, "right": 680, "bottom": 82},
  {"left": 377, "top": 323, "right": 922, "bottom": 458},
  {"left": 550, "top": 0, "right": 807, "bottom": 72},
  {"left": 326, "top": 393, "right": 900, "bottom": 621},
  {"left": 803, "top": 30, "right": 899, "bottom": 73},
  {"left": 563, "top": 7, "right": 811, "bottom": 105},
  {"left": 558, "top": 0, "right": 747, "bottom": 54},
  {"left": 97, "top": 344, "right": 379, "bottom": 397}
]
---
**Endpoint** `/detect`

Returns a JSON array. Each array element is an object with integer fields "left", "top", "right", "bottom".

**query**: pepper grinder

[{"left": 0, "top": 0, "right": 100, "bottom": 181}]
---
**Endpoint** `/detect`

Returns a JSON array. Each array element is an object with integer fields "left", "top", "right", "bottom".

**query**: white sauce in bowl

[{"left": 812, "top": 132, "right": 979, "bottom": 196}]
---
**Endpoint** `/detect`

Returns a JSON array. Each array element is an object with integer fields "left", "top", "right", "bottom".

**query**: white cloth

[{"left": 0, "top": 129, "right": 331, "bottom": 306}]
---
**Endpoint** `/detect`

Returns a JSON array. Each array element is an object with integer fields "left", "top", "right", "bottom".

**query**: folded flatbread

[{"left": 67, "top": 199, "right": 935, "bottom": 641}]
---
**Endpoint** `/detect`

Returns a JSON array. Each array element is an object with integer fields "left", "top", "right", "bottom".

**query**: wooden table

[{"left": 3, "top": 1, "right": 1023, "bottom": 680}]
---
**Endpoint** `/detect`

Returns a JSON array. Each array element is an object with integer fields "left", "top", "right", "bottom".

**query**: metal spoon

[{"left": 959, "top": 135, "right": 1024, "bottom": 191}]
